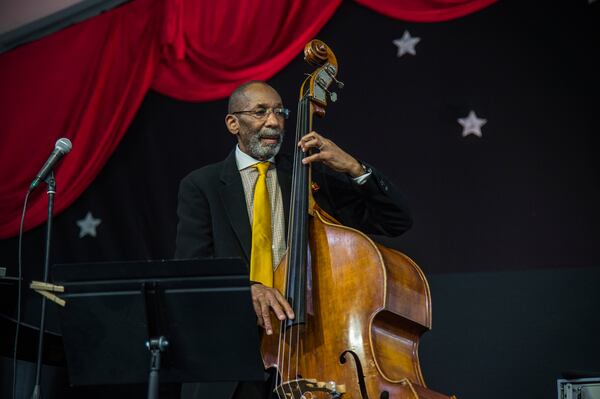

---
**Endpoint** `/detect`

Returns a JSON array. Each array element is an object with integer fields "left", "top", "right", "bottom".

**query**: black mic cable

[{"left": 13, "top": 190, "right": 30, "bottom": 399}]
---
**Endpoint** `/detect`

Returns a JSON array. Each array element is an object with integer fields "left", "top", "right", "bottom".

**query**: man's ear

[{"left": 225, "top": 114, "right": 239, "bottom": 135}]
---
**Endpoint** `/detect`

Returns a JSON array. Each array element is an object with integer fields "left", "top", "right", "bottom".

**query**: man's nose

[{"left": 264, "top": 110, "right": 282, "bottom": 128}]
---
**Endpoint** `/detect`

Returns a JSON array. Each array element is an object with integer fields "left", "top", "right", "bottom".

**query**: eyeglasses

[{"left": 232, "top": 107, "right": 290, "bottom": 120}]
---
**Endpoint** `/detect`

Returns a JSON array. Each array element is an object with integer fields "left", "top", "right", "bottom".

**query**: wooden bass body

[{"left": 261, "top": 207, "right": 456, "bottom": 399}]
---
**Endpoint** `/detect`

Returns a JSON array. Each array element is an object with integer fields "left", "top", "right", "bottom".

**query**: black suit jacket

[
  {"left": 174, "top": 150, "right": 412, "bottom": 399},
  {"left": 175, "top": 150, "right": 412, "bottom": 262}
]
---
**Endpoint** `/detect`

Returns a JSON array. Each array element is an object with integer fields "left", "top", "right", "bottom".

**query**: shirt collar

[{"left": 235, "top": 145, "right": 276, "bottom": 171}]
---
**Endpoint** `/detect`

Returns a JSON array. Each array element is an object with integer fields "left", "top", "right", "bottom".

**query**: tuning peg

[
  {"left": 316, "top": 77, "right": 339, "bottom": 102},
  {"left": 324, "top": 64, "right": 344, "bottom": 89},
  {"left": 331, "top": 78, "right": 344, "bottom": 90}
]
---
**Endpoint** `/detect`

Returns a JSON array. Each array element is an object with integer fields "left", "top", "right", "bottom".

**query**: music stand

[{"left": 51, "top": 258, "right": 265, "bottom": 399}]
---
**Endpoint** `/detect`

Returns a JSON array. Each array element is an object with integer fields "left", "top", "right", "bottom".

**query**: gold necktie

[{"left": 250, "top": 161, "right": 273, "bottom": 287}]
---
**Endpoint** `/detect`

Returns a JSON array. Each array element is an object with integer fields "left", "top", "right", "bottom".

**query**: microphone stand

[{"left": 30, "top": 171, "right": 56, "bottom": 399}]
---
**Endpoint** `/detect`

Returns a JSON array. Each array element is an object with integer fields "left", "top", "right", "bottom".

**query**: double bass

[{"left": 261, "top": 40, "right": 457, "bottom": 399}]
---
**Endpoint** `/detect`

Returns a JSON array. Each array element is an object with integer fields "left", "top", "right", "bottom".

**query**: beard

[{"left": 245, "top": 127, "right": 285, "bottom": 160}]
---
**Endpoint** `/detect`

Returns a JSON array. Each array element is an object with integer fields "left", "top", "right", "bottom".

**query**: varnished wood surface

[{"left": 261, "top": 208, "right": 455, "bottom": 398}]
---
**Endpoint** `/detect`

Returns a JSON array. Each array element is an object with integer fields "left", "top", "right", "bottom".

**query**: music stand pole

[
  {"left": 146, "top": 337, "right": 169, "bottom": 399},
  {"left": 31, "top": 171, "right": 56, "bottom": 399}
]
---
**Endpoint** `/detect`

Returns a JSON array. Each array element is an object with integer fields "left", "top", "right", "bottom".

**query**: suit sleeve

[
  {"left": 313, "top": 162, "right": 413, "bottom": 237},
  {"left": 174, "top": 174, "right": 215, "bottom": 259}
]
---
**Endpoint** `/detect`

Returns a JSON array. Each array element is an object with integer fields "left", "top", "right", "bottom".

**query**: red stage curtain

[
  {"left": 0, "top": 0, "right": 160, "bottom": 238},
  {"left": 0, "top": 0, "right": 496, "bottom": 238},
  {"left": 355, "top": 0, "right": 497, "bottom": 22},
  {"left": 152, "top": 0, "right": 343, "bottom": 101}
]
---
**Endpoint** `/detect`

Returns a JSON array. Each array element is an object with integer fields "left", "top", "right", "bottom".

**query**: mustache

[{"left": 257, "top": 127, "right": 284, "bottom": 138}]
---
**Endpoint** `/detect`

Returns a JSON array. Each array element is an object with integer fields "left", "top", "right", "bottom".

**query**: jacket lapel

[{"left": 218, "top": 151, "right": 252, "bottom": 262}]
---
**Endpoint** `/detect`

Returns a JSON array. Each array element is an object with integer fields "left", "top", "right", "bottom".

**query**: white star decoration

[
  {"left": 393, "top": 30, "right": 420, "bottom": 57},
  {"left": 458, "top": 110, "right": 487, "bottom": 138},
  {"left": 76, "top": 211, "right": 102, "bottom": 238}
]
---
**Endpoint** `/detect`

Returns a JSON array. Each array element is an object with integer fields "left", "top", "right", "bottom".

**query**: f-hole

[{"left": 340, "top": 350, "right": 369, "bottom": 399}]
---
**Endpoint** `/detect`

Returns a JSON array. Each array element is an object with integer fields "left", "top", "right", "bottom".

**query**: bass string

[
  {"left": 294, "top": 96, "right": 308, "bottom": 394},
  {"left": 277, "top": 94, "right": 307, "bottom": 394},
  {"left": 291, "top": 95, "right": 307, "bottom": 388},
  {"left": 294, "top": 94, "right": 310, "bottom": 395}
]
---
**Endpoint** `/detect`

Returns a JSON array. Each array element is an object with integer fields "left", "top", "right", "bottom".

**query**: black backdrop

[{"left": 1, "top": 1, "right": 599, "bottom": 398}]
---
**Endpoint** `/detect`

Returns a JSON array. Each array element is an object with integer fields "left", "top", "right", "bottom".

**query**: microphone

[{"left": 29, "top": 138, "right": 72, "bottom": 191}]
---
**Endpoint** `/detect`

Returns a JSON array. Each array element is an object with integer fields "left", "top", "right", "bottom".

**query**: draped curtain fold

[
  {"left": 0, "top": 0, "right": 496, "bottom": 238},
  {"left": 355, "top": 0, "right": 497, "bottom": 22},
  {"left": 0, "top": 0, "right": 160, "bottom": 238},
  {"left": 153, "top": 0, "right": 343, "bottom": 101}
]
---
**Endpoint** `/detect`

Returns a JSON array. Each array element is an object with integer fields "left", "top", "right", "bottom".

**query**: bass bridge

[{"left": 274, "top": 378, "right": 346, "bottom": 399}]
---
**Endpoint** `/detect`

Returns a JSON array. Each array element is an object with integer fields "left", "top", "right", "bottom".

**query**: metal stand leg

[
  {"left": 146, "top": 336, "right": 169, "bottom": 399},
  {"left": 31, "top": 173, "right": 56, "bottom": 399}
]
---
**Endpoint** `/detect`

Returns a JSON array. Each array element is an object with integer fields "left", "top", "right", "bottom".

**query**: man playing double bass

[{"left": 175, "top": 81, "right": 412, "bottom": 399}]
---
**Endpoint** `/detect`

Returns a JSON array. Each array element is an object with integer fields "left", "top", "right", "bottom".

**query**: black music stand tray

[{"left": 51, "top": 258, "right": 265, "bottom": 399}]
